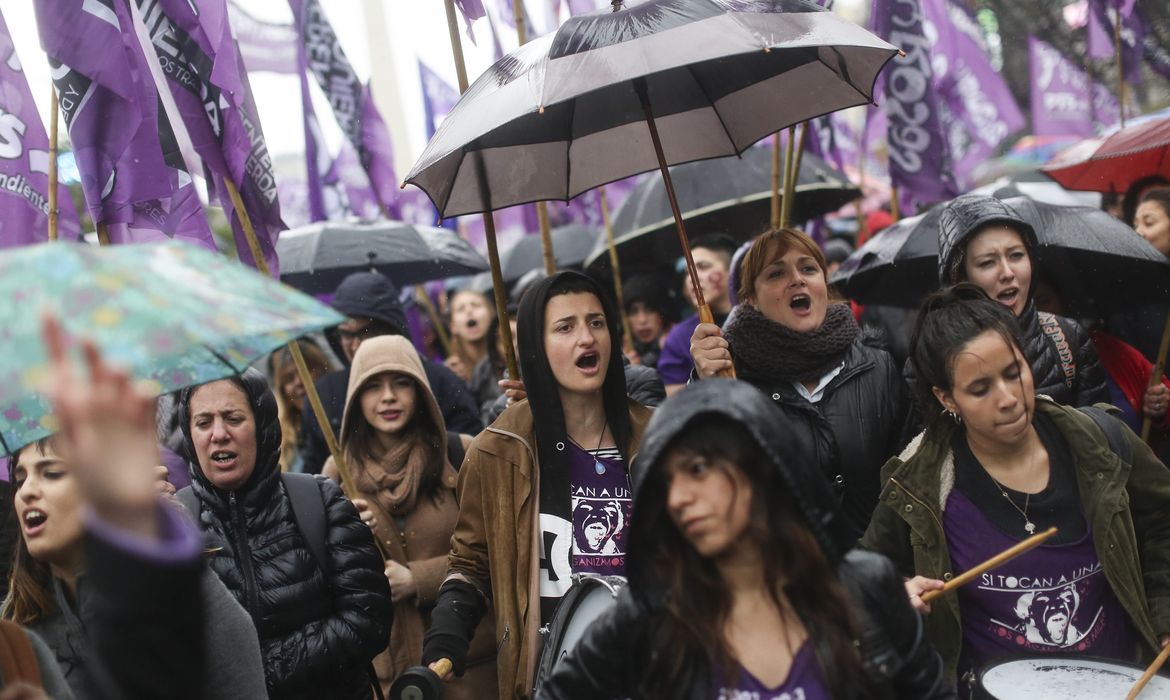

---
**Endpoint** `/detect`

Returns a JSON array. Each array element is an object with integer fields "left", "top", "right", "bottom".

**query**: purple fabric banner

[
  {"left": 0, "top": 9, "right": 80, "bottom": 246},
  {"left": 922, "top": 0, "right": 1023, "bottom": 188},
  {"left": 137, "top": 0, "right": 283, "bottom": 275},
  {"left": 420, "top": 61, "right": 460, "bottom": 139},
  {"left": 871, "top": 0, "right": 959, "bottom": 212},
  {"left": 324, "top": 141, "right": 383, "bottom": 221},
  {"left": 227, "top": 1, "right": 298, "bottom": 74},
  {"left": 299, "top": 67, "right": 328, "bottom": 222},
  {"left": 37, "top": 0, "right": 212, "bottom": 248},
  {"left": 291, "top": 0, "right": 398, "bottom": 219},
  {"left": 456, "top": 0, "right": 488, "bottom": 44},
  {"left": 1087, "top": 0, "right": 1144, "bottom": 85},
  {"left": 1029, "top": 37, "right": 1119, "bottom": 137}
]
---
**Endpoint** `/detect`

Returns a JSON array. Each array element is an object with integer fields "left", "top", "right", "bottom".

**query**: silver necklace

[
  {"left": 987, "top": 474, "right": 1036, "bottom": 534},
  {"left": 567, "top": 428, "right": 608, "bottom": 475}
]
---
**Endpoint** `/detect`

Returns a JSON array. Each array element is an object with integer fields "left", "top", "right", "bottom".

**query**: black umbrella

[
  {"left": 500, "top": 224, "right": 600, "bottom": 283},
  {"left": 276, "top": 220, "right": 488, "bottom": 295},
  {"left": 585, "top": 150, "right": 859, "bottom": 272},
  {"left": 831, "top": 196, "right": 1170, "bottom": 316}
]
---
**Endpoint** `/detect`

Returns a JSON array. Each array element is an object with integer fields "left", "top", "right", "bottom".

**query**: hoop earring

[{"left": 940, "top": 407, "right": 961, "bottom": 424}]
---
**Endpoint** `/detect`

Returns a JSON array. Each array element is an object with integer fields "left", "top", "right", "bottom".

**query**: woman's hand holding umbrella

[
  {"left": 41, "top": 315, "right": 162, "bottom": 540},
  {"left": 1144, "top": 384, "right": 1170, "bottom": 421}
]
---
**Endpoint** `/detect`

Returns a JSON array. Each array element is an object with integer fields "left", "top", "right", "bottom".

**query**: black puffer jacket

[
  {"left": 179, "top": 369, "right": 392, "bottom": 700},
  {"left": 936, "top": 194, "right": 1107, "bottom": 407},
  {"left": 536, "top": 380, "right": 951, "bottom": 700},
  {"left": 737, "top": 332, "right": 911, "bottom": 542}
]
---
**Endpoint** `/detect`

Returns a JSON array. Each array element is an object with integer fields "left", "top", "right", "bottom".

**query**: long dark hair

[
  {"left": 909, "top": 283, "right": 1024, "bottom": 430},
  {"left": 516, "top": 271, "right": 634, "bottom": 468},
  {"left": 2, "top": 438, "right": 62, "bottom": 625},
  {"left": 628, "top": 417, "right": 869, "bottom": 700}
]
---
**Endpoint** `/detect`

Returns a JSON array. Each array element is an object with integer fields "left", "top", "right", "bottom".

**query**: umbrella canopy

[
  {"left": 405, "top": 0, "right": 896, "bottom": 217},
  {"left": 585, "top": 150, "right": 859, "bottom": 271},
  {"left": 1041, "top": 116, "right": 1170, "bottom": 193},
  {"left": 276, "top": 220, "right": 488, "bottom": 295},
  {"left": 831, "top": 196, "right": 1170, "bottom": 316},
  {"left": 500, "top": 224, "right": 600, "bottom": 283},
  {"left": 969, "top": 172, "right": 1100, "bottom": 208},
  {"left": 0, "top": 241, "right": 343, "bottom": 453}
]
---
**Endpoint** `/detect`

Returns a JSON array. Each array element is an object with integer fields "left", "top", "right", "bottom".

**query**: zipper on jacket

[{"left": 229, "top": 492, "right": 261, "bottom": 617}]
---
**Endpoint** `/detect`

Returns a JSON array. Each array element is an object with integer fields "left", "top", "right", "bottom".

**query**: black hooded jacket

[
  {"left": 535, "top": 380, "right": 952, "bottom": 700},
  {"left": 300, "top": 271, "right": 482, "bottom": 474},
  {"left": 936, "top": 194, "right": 1107, "bottom": 407},
  {"left": 179, "top": 369, "right": 392, "bottom": 700}
]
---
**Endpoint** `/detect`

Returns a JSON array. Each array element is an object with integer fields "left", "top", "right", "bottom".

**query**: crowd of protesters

[{"left": 1, "top": 187, "right": 1170, "bottom": 700}]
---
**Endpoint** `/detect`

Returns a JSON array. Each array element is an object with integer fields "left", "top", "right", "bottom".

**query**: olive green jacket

[{"left": 859, "top": 398, "right": 1170, "bottom": 685}]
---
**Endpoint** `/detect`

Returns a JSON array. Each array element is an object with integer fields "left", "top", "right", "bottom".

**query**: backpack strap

[
  {"left": 0, "top": 621, "right": 41, "bottom": 688},
  {"left": 1038, "top": 311, "right": 1076, "bottom": 390},
  {"left": 1079, "top": 405, "right": 1134, "bottom": 465},
  {"left": 280, "top": 472, "right": 329, "bottom": 575},
  {"left": 446, "top": 432, "right": 467, "bottom": 472}
]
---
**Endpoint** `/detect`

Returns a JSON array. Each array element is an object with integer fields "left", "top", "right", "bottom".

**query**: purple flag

[
  {"left": 0, "top": 9, "right": 80, "bottom": 246},
  {"left": 1087, "top": 0, "right": 1144, "bottom": 85},
  {"left": 420, "top": 61, "right": 460, "bottom": 139},
  {"left": 323, "top": 141, "right": 383, "bottom": 221},
  {"left": 37, "top": 0, "right": 213, "bottom": 247},
  {"left": 871, "top": 0, "right": 959, "bottom": 213},
  {"left": 922, "top": 0, "right": 1023, "bottom": 188},
  {"left": 227, "top": 1, "right": 298, "bottom": 74},
  {"left": 456, "top": 0, "right": 488, "bottom": 44},
  {"left": 136, "top": 0, "right": 284, "bottom": 275},
  {"left": 291, "top": 0, "right": 399, "bottom": 219},
  {"left": 1029, "top": 37, "right": 1119, "bottom": 136},
  {"left": 299, "top": 68, "right": 328, "bottom": 222}
]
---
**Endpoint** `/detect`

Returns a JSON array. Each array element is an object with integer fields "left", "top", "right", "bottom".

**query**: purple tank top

[
  {"left": 566, "top": 444, "right": 630, "bottom": 577},
  {"left": 943, "top": 488, "right": 1138, "bottom": 677},
  {"left": 714, "top": 640, "right": 831, "bottom": 700}
]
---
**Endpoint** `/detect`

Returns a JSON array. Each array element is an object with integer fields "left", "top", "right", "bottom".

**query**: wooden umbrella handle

[
  {"left": 1126, "top": 643, "right": 1170, "bottom": 700},
  {"left": 428, "top": 658, "right": 454, "bottom": 678},
  {"left": 921, "top": 527, "right": 1057, "bottom": 604},
  {"left": 698, "top": 303, "right": 735, "bottom": 379}
]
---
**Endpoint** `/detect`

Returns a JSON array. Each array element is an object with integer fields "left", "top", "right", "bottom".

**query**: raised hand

[{"left": 42, "top": 314, "right": 162, "bottom": 538}]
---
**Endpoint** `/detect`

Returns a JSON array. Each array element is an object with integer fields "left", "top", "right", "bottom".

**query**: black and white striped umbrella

[{"left": 405, "top": 0, "right": 896, "bottom": 218}]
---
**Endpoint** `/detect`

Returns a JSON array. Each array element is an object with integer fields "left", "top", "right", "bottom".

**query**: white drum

[
  {"left": 534, "top": 575, "right": 624, "bottom": 691},
  {"left": 977, "top": 657, "right": 1170, "bottom": 699}
]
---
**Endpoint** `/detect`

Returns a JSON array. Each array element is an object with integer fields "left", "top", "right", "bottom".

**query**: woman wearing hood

[
  {"left": 421, "top": 271, "right": 654, "bottom": 699},
  {"left": 536, "top": 379, "right": 952, "bottom": 699},
  {"left": 323, "top": 335, "right": 496, "bottom": 698},
  {"left": 935, "top": 194, "right": 1106, "bottom": 407},
  {"left": 690, "top": 227, "right": 911, "bottom": 541},
  {"left": 176, "top": 369, "right": 392, "bottom": 700}
]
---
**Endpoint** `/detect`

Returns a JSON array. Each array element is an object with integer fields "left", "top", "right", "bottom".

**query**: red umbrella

[{"left": 1041, "top": 116, "right": 1170, "bottom": 193}]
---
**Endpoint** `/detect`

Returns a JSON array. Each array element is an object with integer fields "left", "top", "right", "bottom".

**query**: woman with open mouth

[
  {"left": 324, "top": 334, "right": 496, "bottom": 699},
  {"left": 537, "top": 379, "right": 951, "bottom": 699},
  {"left": 445, "top": 288, "right": 496, "bottom": 384},
  {"left": 176, "top": 370, "right": 392, "bottom": 700},
  {"left": 936, "top": 194, "right": 1106, "bottom": 408},
  {"left": 860, "top": 285, "right": 1170, "bottom": 694},
  {"left": 421, "top": 271, "right": 654, "bottom": 699},
  {"left": 689, "top": 227, "right": 911, "bottom": 542}
]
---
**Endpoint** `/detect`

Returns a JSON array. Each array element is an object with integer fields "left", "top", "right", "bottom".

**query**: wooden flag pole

[
  {"left": 47, "top": 86, "right": 59, "bottom": 242},
  {"left": 1113, "top": 1, "right": 1127, "bottom": 129},
  {"left": 512, "top": 0, "right": 557, "bottom": 276},
  {"left": 770, "top": 132, "right": 781, "bottom": 228},
  {"left": 96, "top": 223, "right": 110, "bottom": 246},
  {"left": 444, "top": 0, "right": 520, "bottom": 381},
  {"left": 779, "top": 125, "right": 797, "bottom": 228},
  {"left": 222, "top": 179, "right": 373, "bottom": 556},
  {"left": 415, "top": 285, "right": 453, "bottom": 356},
  {"left": 598, "top": 185, "right": 633, "bottom": 350}
]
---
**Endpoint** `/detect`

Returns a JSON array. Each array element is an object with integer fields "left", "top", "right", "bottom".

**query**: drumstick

[
  {"left": 921, "top": 527, "right": 1057, "bottom": 604},
  {"left": 428, "top": 658, "right": 453, "bottom": 678},
  {"left": 1125, "top": 643, "right": 1170, "bottom": 700}
]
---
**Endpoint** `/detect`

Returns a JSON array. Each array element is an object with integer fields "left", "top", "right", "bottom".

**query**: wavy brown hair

[
  {"left": 269, "top": 339, "right": 334, "bottom": 471},
  {"left": 2, "top": 438, "right": 61, "bottom": 626},
  {"left": 628, "top": 418, "right": 873, "bottom": 699}
]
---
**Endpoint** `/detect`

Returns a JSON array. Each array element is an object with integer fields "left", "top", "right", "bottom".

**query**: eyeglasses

[{"left": 336, "top": 322, "right": 393, "bottom": 342}]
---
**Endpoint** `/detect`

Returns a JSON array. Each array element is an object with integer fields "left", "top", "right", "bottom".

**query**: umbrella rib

[
  {"left": 685, "top": 63, "right": 738, "bottom": 155},
  {"left": 204, "top": 345, "right": 244, "bottom": 375},
  {"left": 0, "top": 430, "right": 10, "bottom": 458},
  {"left": 564, "top": 96, "right": 577, "bottom": 202}
]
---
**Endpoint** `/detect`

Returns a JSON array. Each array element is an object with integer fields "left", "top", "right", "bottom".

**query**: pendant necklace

[
  {"left": 568, "top": 427, "right": 609, "bottom": 475},
  {"left": 989, "top": 476, "right": 1036, "bottom": 534}
]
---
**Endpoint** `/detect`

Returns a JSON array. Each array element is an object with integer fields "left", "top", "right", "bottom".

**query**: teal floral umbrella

[{"left": 0, "top": 241, "right": 344, "bottom": 454}]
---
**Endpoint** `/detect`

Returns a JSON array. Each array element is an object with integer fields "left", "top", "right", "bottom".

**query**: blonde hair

[{"left": 270, "top": 340, "right": 333, "bottom": 471}]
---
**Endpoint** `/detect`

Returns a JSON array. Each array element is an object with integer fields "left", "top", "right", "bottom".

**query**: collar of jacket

[{"left": 744, "top": 337, "right": 876, "bottom": 400}]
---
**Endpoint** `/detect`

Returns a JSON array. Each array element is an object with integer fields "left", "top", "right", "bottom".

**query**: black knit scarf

[{"left": 724, "top": 303, "right": 860, "bottom": 383}]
